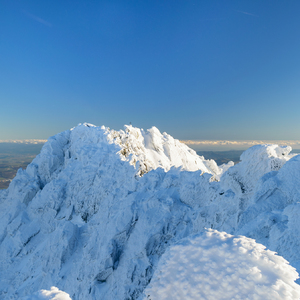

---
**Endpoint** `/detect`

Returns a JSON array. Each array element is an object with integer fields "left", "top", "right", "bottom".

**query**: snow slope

[
  {"left": 144, "top": 229, "right": 300, "bottom": 300},
  {"left": 0, "top": 123, "right": 299, "bottom": 299}
]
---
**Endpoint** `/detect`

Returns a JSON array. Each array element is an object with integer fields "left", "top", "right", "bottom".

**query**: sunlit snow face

[
  {"left": 22, "top": 286, "right": 72, "bottom": 300},
  {"left": 143, "top": 229, "right": 300, "bottom": 300}
]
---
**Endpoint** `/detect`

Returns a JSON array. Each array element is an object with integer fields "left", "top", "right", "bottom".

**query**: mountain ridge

[{"left": 1, "top": 123, "right": 300, "bottom": 299}]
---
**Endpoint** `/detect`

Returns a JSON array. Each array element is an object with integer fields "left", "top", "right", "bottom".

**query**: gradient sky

[{"left": 1, "top": 0, "right": 300, "bottom": 140}]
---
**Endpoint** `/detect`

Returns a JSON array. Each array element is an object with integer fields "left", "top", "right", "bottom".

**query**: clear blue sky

[{"left": 1, "top": 0, "right": 300, "bottom": 140}]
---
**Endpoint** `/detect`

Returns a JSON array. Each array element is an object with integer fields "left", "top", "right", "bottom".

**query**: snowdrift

[
  {"left": 0, "top": 123, "right": 300, "bottom": 299},
  {"left": 144, "top": 229, "right": 300, "bottom": 300}
]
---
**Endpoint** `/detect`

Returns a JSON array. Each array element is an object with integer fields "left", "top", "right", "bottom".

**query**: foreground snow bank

[
  {"left": 22, "top": 287, "right": 72, "bottom": 300},
  {"left": 144, "top": 229, "right": 300, "bottom": 300}
]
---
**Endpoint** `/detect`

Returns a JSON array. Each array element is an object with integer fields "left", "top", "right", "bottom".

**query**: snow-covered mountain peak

[
  {"left": 1, "top": 123, "right": 300, "bottom": 299},
  {"left": 102, "top": 123, "right": 221, "bottom": 176},
  {"left": 26, "top": 123, "right": 221, "bottom": 186}
]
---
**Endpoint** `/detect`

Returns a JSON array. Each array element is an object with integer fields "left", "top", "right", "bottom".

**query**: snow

[
  {"left": 220, "top": 144, "right": 293, "bottom": 196},
  {"left": 0, "top": 123, "right": 300, "bottom": 299},
  {"left": 22, "top": 287, "right": 72, "bottom": 300},
  {"left": 143, "top": 229, "right": 300, "bottom": 300}
]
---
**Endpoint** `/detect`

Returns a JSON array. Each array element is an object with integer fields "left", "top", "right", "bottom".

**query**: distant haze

[
  {"left": 0, "top": 139, "right": 47, "bottom": 144},
  {"left": 182, "top": 140, "right": 300, "bottom": 151},
  {"left": 2, "top": 139, "right": 300, "bottom": 152}
]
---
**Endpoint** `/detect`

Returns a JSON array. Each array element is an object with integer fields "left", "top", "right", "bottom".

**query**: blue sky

[{"left": 1, "top": 0, "right": 300, "bottom": 140}]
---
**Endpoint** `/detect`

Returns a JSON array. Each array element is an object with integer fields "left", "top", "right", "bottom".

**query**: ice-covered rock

[
  {"left": 221, "top": 144, "right": 294, "bottom": 196},
  {"left": 0, "top": 123, "right": 299, "bottom": 299},
  {"left": 236, "top": 154, "right": 300, "bottom": 267}
]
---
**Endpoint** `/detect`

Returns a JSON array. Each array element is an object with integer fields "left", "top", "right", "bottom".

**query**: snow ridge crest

[{"left": 25, "top": 123, "right": 221, "bottom": 187}]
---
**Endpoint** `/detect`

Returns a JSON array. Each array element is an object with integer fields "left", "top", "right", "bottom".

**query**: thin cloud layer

[
  {"left": 23, "top": 10, "right": 52, "bottom": 27},
  {"left": 181, "top": 140, "right": 300, "bottom": 151},
  {"left": 235, "top": 10, "right": 259, "bottom": 17},
  {"left": 0, "top": 139, "right": 47, "bottom": 144}
]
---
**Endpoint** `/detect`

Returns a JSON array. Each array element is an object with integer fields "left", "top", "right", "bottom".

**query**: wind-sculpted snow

[
  {"left": 143, "top": 229, "right": 300, "bottom": 300},
  {"left": 236, "top": 154, "right": 300, "bottom": 268},
  {"left": 0, "top": 123, "right": 299, "bottom": 299},
  {"left": 221, "top": 144, "right": 292, "bottom": 196}
]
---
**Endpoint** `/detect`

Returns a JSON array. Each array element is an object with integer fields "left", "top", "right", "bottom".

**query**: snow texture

[
  {"left": 0, "top": 123, "right": 299, "bottom": 299},
  {"left": 143, "top": 229, "right": 300, "bottom": 300},
  {"left": 22, "top": 286, "right": 72, "bottom": 300}
]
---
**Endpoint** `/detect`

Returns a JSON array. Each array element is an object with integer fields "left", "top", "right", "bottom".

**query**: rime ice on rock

[
  {"left": 220, "top": 144, "right": 294, "bottom": 196},
  {"left": 0, "top": 123, "right": 300, "bottom": 299}
]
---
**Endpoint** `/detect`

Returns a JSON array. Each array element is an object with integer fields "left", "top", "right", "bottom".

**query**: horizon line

[
  {"left": 181, "top": 139, "right": 300, "bottom": 145},
  {"left": 0, "top": 139, "right": 47, "bottom": 144},
  {"left": 181, "top": 140, "right": 300, "bottom": 150},
  {"left": 1, "top": 139, "right": 300, "bottom": 145}
]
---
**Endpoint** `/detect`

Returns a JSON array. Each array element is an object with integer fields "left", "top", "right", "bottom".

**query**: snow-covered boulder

[
  {"left": 144, "top": 229, "right": 300, "bottom": 300},
  {"left": 221, "top": 144, "right": 294, "bottom": 196}
]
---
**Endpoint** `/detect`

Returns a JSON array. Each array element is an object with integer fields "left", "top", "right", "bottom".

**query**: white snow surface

[
  {"left": 22, "top": 286, "right": 72, "bottom": 300},
  {"left": 143, "top": 229, "right": 300, "bottom": 300},
  {"left": 0, "top": 123, "right": 300, "bottom": 299}
]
